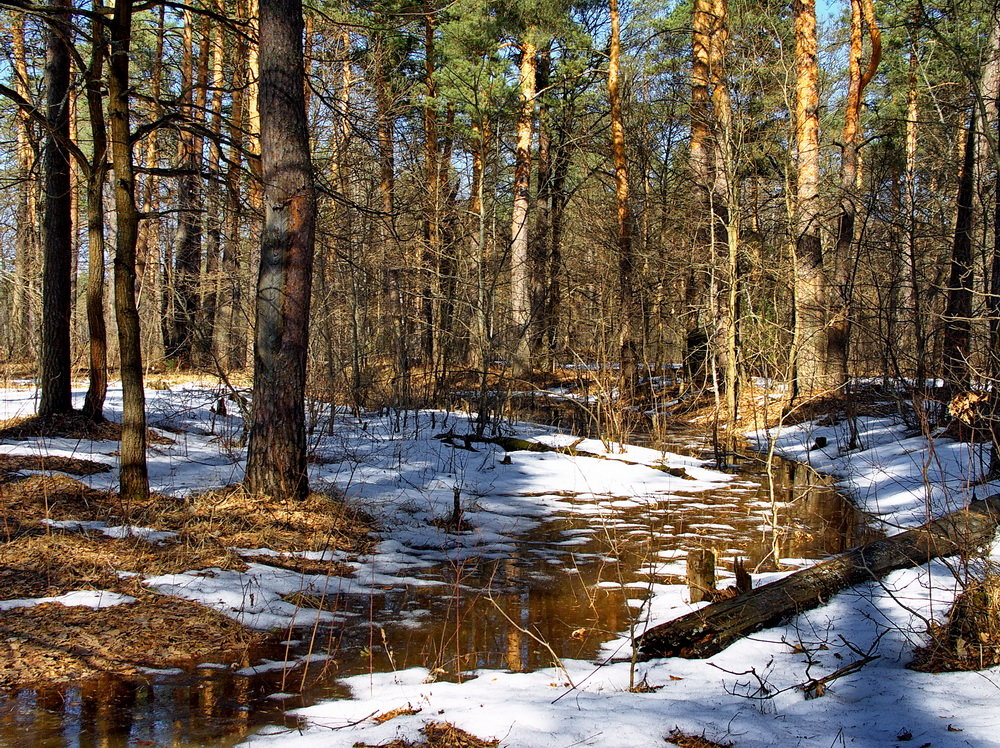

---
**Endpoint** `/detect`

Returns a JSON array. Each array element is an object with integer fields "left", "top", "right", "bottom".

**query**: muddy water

[{"left": 0, "top": 431, "right": 875, "bottom": 746}]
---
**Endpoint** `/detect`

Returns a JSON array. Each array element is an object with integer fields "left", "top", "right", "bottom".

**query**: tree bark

[
  {"left": 108, "top": 0, "right": 150, "bottom": 500},
  {"left": 245, "top": 0, "right": 317, "bottom": 501},
  {"left": 11, "top": 13, "right": 38, "bottom": 363},
  {"left": 942, "top": 112, "right": 976, "bottom": 392},
  {"left": 610, "top": 0, "right": 638, "bottom": 393},
  {"left": 217, "top": 0, "right": 250, "bottom": 370},
  {"left": 83, "top": 5, "right": 109, "bottom": 422},
  {"left": 792, "top": 0, "right": 828, "bottom": 397},
  {"left": 166, "top": 9, "right": 204, "bottom": 368},
  {"left": 510, "top": 33, "right": 537, "bottom": 379},
  {"left": 38, "top": 0, "right": 74, "bottom": 417},
  {"left": 637, "top": 494, "right": 1000, "bottom": 660}
]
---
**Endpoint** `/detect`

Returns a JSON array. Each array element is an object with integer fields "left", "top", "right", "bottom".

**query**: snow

[
  {"left": 3, "top": 382, "right": 1000, "bottom": 746},
  {"left": 242, "top": 398, "right": 1000, "bottom": 747},
  {"left": 0, "top": 590, "right": 136, "bottom": 612}
]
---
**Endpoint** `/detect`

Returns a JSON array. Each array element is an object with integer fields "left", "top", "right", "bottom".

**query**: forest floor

[{"left": 0, "top": 378, "right": 998, "bottom": 746}]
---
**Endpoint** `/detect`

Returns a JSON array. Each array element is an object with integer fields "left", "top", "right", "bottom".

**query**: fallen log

[{"left": 636, "top": 494, "right": 1000, "bottom": 660}]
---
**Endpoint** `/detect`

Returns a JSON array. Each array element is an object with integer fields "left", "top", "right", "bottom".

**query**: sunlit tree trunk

[
  {"left": 904, "top": 42, "right": 926, "bottom": 385},
  {"left": 792, "top": 0, "right": 828, "bottom": 396},
  {"left": 11, "top": 14, "right": 38, "bottom": 363},
  {"left": 138, "top": 4, "right": 164, "bottom": 360},
  {"left": 245, "top": 0, "right": 317, "bottom": 500},
  {"left": 167, "top": 10, "right": 205, "bottom": 368},
  {"left": 609, "top": 0, "right": 638, "bottom": 393},
  {"left": 510, "top": 33, "right": 537, "bottom": 379},
  {"left": 709, "top": 0, "right": 739, "bottom": 423},
  {"left": 422, "top": 9, "right": 442, "bottom": 374},
  {"left": 199, "top": 13, "right": 226, "bottom": 365},
  {"left": 216, "top": 0, "right": 250, "bottom": 370}
]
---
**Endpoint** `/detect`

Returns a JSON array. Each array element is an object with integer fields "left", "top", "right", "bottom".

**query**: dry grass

[
  {"left": 0, "top": 474, "right": 112, "bottom": 538},
  {"left": 0, "top": 532, "right": 245, "bottom": 600},
  {"left": 0, "top": 592, "right": 263, "bottom": 689},
  {"left": 0, "top": 469, "right": 374, "bottom": 689},
  {"left": 354, "top": 721, "right": 499, "bottom": 748},
  {"left": 125, "top": 485, "right": 375, "bottom": 554},
  {"left": 911, "top": 576, "right": 1000, "bottom": 672}
]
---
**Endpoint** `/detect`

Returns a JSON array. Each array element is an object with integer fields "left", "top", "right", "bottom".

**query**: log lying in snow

[{"left": 636, "top": 494, "right": 1000, "bottom": 660}]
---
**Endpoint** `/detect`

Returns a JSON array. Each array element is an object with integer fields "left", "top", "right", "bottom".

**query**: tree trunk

[
  {"left": 637, "top": 495, "right": 1000, "bottom": 660},
  {"left": 510, "top": 33, "right": 537, "bottom": 379},
  {"left": 905, "top": 44, "right": 926, "bottom": 385},
  {"left": 108, "top": 0, "right": 150, "bottom": 500},
  {"left": 610, "top": 0, "right": 638, "bottom": 393},
  {"left": 793, "top": 0, "right": 828, "bottom": 397},
  {"left": 166, "top": 9, "right": 204, "bottom": 368},
  {"left": 708, "top": 0, "right": 739, "bottom": 423},
  {"left": 11, "top": 14, "right": 38, "bottom": 363},
  {"left": 138, "top": 4, "right": 165, "bottom": 361},
  {"left": 942, "top": 112, "right": 976, "bottom": 392},
  {"left": 217, "top": 0, "right": 250, "bottom": 370},
  {"left": 245, "top": 0, "right": 317, "bottom": 501},
  {"left": 39, "top": 0, "right": 74, "bottom": 417},
  {"left": 422, "top": 10, "right": 440, "bottom": 370},
  {"left": 83, "top": 7, "right": 109, "bottom": 422},
  {"left": 198, "top": 13, "right": 226, "bottom": 366}
]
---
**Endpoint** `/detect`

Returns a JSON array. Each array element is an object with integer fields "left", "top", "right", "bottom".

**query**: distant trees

[{"left": 4, "top": 0, "right": 1000, "bottom": 481}]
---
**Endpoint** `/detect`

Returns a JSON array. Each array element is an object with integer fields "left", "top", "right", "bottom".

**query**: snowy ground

[
  {"left": 246, "top": 402, "right": 1000, "bottom": 747},
  {"left": 2, "top": 383, "right": 1000, "bottom": 746}
]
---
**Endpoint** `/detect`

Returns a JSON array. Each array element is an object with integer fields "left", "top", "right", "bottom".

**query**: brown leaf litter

[
  {"left": 0, "top": 471, "right": 374, "bottom": 691},
  {"left": 0, "top": 533, "right": 245, "bottom": 601},
  {"left": 0, "top": 453, "right": 112, "bottom": 477},
  {"left": 0, "top": 411, "right": 174, "bottom": 444},
  {"left": 0, "top": 591, "right": 263, "bottom": 689},
  {"left": 354, "top": 721, "right": 499, "bottom": 748},
  {"left": 667, "top": 729, "right": 734, "bottom": 748},
  {"left": 126, "top": 484, "right": 375, "bottom": 555}
]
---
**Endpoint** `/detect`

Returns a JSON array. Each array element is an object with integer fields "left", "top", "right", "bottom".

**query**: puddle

[{"left": 1, "top": 422, "right": 876, "bottom": 745}]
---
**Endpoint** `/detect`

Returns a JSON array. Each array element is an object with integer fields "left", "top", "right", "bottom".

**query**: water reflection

[{"left": 1, "top": 424, "right": 876, "bottom": 745}]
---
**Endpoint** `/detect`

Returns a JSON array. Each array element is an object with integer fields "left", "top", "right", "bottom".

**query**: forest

[{"left": 1, "top": 0, "right": 1000, "bottom": 745}]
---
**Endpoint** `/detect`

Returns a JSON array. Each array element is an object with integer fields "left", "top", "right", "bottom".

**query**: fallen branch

[
  {"left": 800, "top": 654, "right": 880, "bottom": 699},
  {"left": 636, "top": 495, "right": 1000, "bottom": 660}
]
